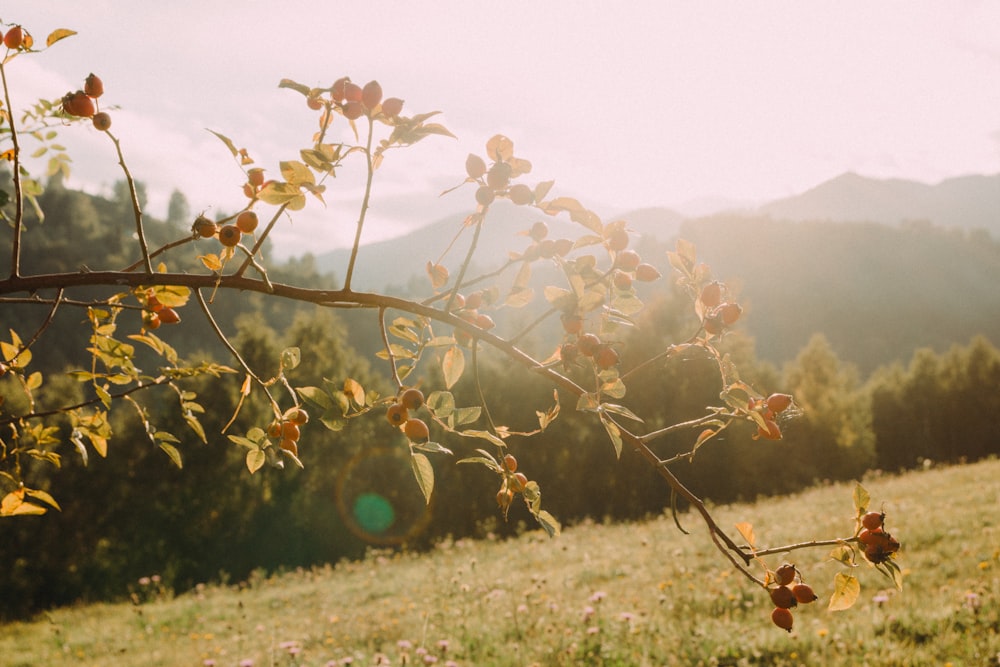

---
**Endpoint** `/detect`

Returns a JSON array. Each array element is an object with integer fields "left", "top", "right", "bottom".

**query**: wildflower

[
  {"left": 138, "top": 576, "right": 151, "bottom": 586},
  {"left": 586, "top": 626, "right": 600, "bottom": 635},
  {"left": 239, "top": 660, "right": 254, "bottom": 667},
  {"left": 619, "top": 612, "right": 635, "bottom": 623},
  {"left": 581, "top": 605, "right": 595, "bottom": 622},
  {"left": 203, "top": 661, "right": 216, "bottom": 667},
  {"left": 398, "top": 640, "right": 413, "bottom": 650},
  {"left": 437, "top": 640, "right": 450, "bottom": 652},
  {"left": 589, "top": 591, "right": 606, "bottom": 603}
]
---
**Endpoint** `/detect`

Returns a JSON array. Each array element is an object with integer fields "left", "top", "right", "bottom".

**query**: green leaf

[
  {"left": 534, "top": 510, "right": 561, "bottom": 538},
  {"left": 412, "top": 441, "right": 453, "bottom": 455},
  {"left": 280, "top": 347, "right": 301, "bottom": 371},
  {"left": 600, "top": 402, "right": 643, "bottom": 423},
  {"left": 426, "top": 391, "right": 455, "bottom": 418},
  {"left": 280, "top": 160, "right": 315, "bottom": 186},
  {"left": 297, "top": 386, "right": 335, "bottom": 411},
  {"left": 828, "top": 572, "right": 860, "bottom": 611},
  {"left": 158, "top": 443, "right": 183, "bottom": 469},
  {"left": 853, "top": 483, "right": 870, "bottom": 515},
  {"left": 246, "top": 448, "right": 266, "bottom": 474},
  {"left": 410, "top": 453, "right": 434, "bottom": 504},
  {"left": 457, "top": 456, "right": 501, "bottom": 471}
]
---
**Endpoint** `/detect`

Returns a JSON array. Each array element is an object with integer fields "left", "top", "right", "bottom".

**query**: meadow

[{"left": 1, "top": 459, "right": 998, "bottom": 667}]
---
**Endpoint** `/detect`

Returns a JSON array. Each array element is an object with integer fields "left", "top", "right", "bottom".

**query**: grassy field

[{"left": 2, "top": 458, "right": 998, "bottom": 667}]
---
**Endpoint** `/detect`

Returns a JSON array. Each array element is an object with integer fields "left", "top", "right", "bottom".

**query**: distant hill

[{"left": 758, "top": 171, "right": 1000, "bottom": 233}]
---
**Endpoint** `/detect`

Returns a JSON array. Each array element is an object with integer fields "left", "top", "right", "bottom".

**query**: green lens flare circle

[{"left": 335, "top": 446, "right": 433, "bottom": 545}]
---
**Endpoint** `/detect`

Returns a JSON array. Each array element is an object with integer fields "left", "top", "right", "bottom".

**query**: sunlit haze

[{"left": 8, "top": 2, "right": 1000, "bottom": 257}]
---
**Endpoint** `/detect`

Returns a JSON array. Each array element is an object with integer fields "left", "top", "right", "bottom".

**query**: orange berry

[
  {"left": 279, "top": 439, "right": 299, "bottom": 456},
  {"left": 361, "top": 80, "right": 382, "bottom": 110},
  {"left": 192, "top": 215, "right": 218, "bottom": 238},
  {"left": 144, "top": 311, "right": 161, "bottom": 330},
  {"left": 400, "top": 388, "right": 425, "bottom": 411},
  {"left": 700, "top": 281, "right": 723, "bottom": 309},
  {"left": 756, "top": 419, "right": 782, "bottom": 441},
  {"left": 464, "top": 291, "right": 483, "bottom": 310},
  {"left": 553, "top": 238, "right": 574, "bottom": 257},
  {"left": 766, "top": 393, "right": 793, "bottom": 414},
  {"left": 218, "top": 224, "right": 242, "bottom": 247},
  {"left": 771, "top": 607, "right": 793, "bottom": 632},
  {"left": 92, "top": 112, "right": 112, "bottom": 131},
  {"left": 635, "top": 263, "right": 662, "bottom": 282},
  {"left": 280, "top": 421, "right": 300, "bottom": 442},
  {"left": 503, "top": 453, "right": 518, "bottom": 473},
  {"left": 577, "top": 333, "right": 601, "bottom": 357},
  {"left": 606, "top": 228, "right": 629, "bottom": 252},
  {"left": 158, "top": 307, "right": 181, "bottom": 325},
  {"left": 774, "top": 563, "right": 796, "bottom": 587},
  {"left": 719, "top": 302, "right": 743, "bottom": 326},
  {"left": 306, "top": 95, "right": 323, "bottom": 110},
  {"left": 615, "top": 249, "right": 641, "bottom": 272},
  {"left": 288, "top": 408, "right": 309, "bottom": 425},
  {"left": 247, "top": 168, "right": 265, "bottom": 187},
  {"left": 84, "top": 73, "right": 104, "bottom": 98},
  {"left": 475, "top": 313, "right": 495, "bottom": 331},
  {"left": 386, "top": 403, "right": 409, "bottom": 426},
  {"left": 236, "top": 210, "right": 259, "bottom": 233},
  {"left": 770, "top": 585, "right": 798, "bottom": 609},
  {"left": 403, "top": 418, "right": 430, "bottom": 443},
  {"left": 561, "top": 314, "right": 583, "bottom": 335},
  {"left": 596, "top": 345, "right": 620, "bottom": 370},
  {"left": 613, "top": 270, "right": 633, "bottom": 290},
  {"left": 267, "top": 421, "right": 282, "bottom": 438},
  {"left": 381, "top": 97, "right": 404, "bottom": 118},
  {"left": 510, "top": 472, "right": 528, "bottom": 493},
  {"left": 62, "top": 91, "right": 96, "bottom": 118},
  {"left": 792, "top": 584, "right": 818, "bottom": 604}
]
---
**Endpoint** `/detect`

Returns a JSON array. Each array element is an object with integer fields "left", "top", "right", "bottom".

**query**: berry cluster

[
  {"left": 139, "top": 289, "right": 181, "bottom": 331},
  {"left": 267, "top": 408, "right": 309, "bottom": 457},
  {"left": 2, "top": 25, "right": 28, "bottom": 51},
  {"left": 697, "top": 280, "right": 743, "bottom": 337},
  {"left": 61, "top": 73, "right": 111, "bottom": 131},
  {"left": 747, "top": 392, "right": 795, "bottom": 441},
  {"left": 767, "top": 563, "right": 818, "bottom": 632},
  {"left": 858, "top": 511, "right": 900, "bottom": 564},
  {"left": 445, "top": 291, "right": 498, "bottom": 347},
  {"left": 307, "top": 77, "right": 404, "bottom": 122},
  {"left": 496, "top": 453, "right": 528, "bottom": 515},
  {"left": 190, "top": 209, "right": 259, "bottom": 249},
  {"left": 385, "top": 388, "right": 430, "bottom": 443}
]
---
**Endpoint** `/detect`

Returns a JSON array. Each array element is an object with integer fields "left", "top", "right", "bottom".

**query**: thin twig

[
  {"left": 343, "top": 118, "right": 377, "bottom": 292},
  {"left": 104, "top": 130, "right": 153, "bottom": 273},
  {"left": 122, "top": 236, "right": 196, "bottom": 272},
  {"left": 1, "top": 62, "right": 24, "bottom": 278},
  {"left": 378, "top": 306, "right": 402, "bottom": 390},
  {"left": 236, "top": 203, "right": 289, "bottom": 277}
]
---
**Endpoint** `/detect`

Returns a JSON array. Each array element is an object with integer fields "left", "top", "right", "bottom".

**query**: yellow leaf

[
  {"left": 410, "top": 453, "right": 434, "bottom": 504},
  {"left": 426, "top": 262, "right": 449, "bottom": 290},
  {"left": 246, "top": 448, "right": 266, "bottom": 474},
  {"left": 735, "top": 522, "right": 756, "bottom": 547},
  {"left": 442, "top": 345, "right": 465, "bottom": 390},
  {"left": 485, "top": 135, "right": 514, "bottom": 162},
  {"left": 344, "top": 378, "right": 366, "bottom": 406},
  {"left": 200, "top": 254, "right": 223, "bottom": 271},
  {"left": 828, "top": 572, "right": 861, "bottom": 611},
  {"left": 46, "top": 29, "right": 77, "bottom": 47}
]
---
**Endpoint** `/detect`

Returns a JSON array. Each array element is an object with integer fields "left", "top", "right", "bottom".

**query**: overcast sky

[{"left": 7, "top": 2, "right": 1000, "bottom": 257}]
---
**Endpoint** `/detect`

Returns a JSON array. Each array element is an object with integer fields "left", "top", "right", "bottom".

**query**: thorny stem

[
  {"left": 194, "top": 288, "right": 279, "bottom": 414},
  {"left": 378, "top": 306, "right": 402, "bottom": 390},
  {"left": 123, "top": 236, "right": 196, "bottom": 272},
  {"left": 343, "top": 117, "right": 376, "bottom": 292},
  {"left": 1, "top": 62, "right": 24, "bottom": 278},
  {"left": 106, "top": 130, "right": 153, "bottom": 274},
  {"left": 751, "top": 536, "right": 858, "bottom": 559}
]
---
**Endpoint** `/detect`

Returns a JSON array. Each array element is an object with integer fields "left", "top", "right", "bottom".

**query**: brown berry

[
  {"left": 700, "top": 281, "right": 723, "bottom": 309},
  {"left": 508, "top": 184, "right": 534, "bottom": 205},
  {"left": 719, "top": 302, "right": 743, "bottom": 326},
  {"left": 529, "top": 221, "right": 549, "bottom": 241},
  {"left": 774, "top": 563, "right": 796, "bottom": 587},
  {"left": 92, "top": 112, "right": 112, "bottom": 131},
  {"left": 577, "top": 333, "right": 601, "bottom": 357},
  {"left": 595, "top": 345, "right": 620, "bottom": 370},
  {"left": 561, "top": 314, "right": 583, "bottom": 335},
  {"left": 247, "top": 168, "right": 265, "bottom": 187},
  {"left": 486, "top": 162, "right": 512, "bottom": 190},
  {"left": 475, "top": 186, "right": 495, "bottom": 207},
  {"left": 466, "top": 154, "right": 487, "bottom": 179},
  {"left": 770, "top": 585, "right": 798, "bottom": 609},
  {"left": 193, "top": 215, "right": 218, "bottom": 238},
  {"left": 606, "top": 228, "right": 629, "bottom": 252}
]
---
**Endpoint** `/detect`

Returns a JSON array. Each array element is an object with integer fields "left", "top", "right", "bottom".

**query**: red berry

[
  {"left": 84, "top": 73, "right": 104, "bottom": 98},
  {"left": 510, "top": 472, "right": 528, "bottom": 493},
  {"left": 288, "top": 408, "right": 309, "bottom": 425},
  {"left": 330, "top": 77, "right": 350, "bottom": 102},
  {"left": 792, "top": 584, "right": 818, "bottom": 604},
  {"left": 343, "top": 100, "right": 365, "bottom": 120},
  {"left": 561, "top": 314, "right": 583, "bottom": 335},
  {"left": 766, "top": 393, "right": 794, "bottom": 414},
  {"left": 503, "top": 453, "right": 518, "bottom": 473},
  {"left": 361, "top": 80, "right": 382, "bottom": 110},
  {"left": 861, "top": 511, "right": 884, "bottom": 531},
  {"left": 577, "top": 333, "right": 601, "bottom": 357},
  {"left": 719, "top": 302, "right": 743, "bottom": 326},
  {"left": 700, "top": 281, "right": 723, "bottom": 309},
  {"left": 595, "top": 345, "right": 620, "bottom": 370},
  {"left": 771, "top": 607, "right": 793, "bottom": 632},
  {"left": 343, "top": 82, "right": 363, "bottom": 103},
  {"left": 381, "top": 97, "right": 404, "bottom": 118},
  {"left": 158, "top": 307, "right": 181, "bottom": 325},
  {"left": 4, "top": 25, "right": 24, "bottom": 50}
]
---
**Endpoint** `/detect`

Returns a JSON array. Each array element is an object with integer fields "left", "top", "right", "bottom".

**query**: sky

[{"left": 6, "top": 2, "right": 1000, "bottom": 258}]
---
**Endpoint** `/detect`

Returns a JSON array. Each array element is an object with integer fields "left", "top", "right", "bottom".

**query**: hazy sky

[{"left": 7, "top": 2, "right": 1000, "bottom": 256}]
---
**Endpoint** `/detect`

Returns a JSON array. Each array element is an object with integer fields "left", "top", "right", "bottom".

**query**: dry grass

[{"left": 2, "top": 458, "right": 999, "bottom": 666}]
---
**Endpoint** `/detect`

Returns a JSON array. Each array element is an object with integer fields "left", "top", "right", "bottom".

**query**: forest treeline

[{"left": 1, "top": 178, "right": 998, "bottom": 619}]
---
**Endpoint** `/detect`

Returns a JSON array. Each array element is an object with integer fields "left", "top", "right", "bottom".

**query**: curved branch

[
  {"left": 1, "top": 62, "right": 24, "bottom": 279},
  {"left": 343, "top": 118, "right": 377, "bottom": 292},
  {"left": 105, "top": 130, "right": 153, "bottom": 273}
]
